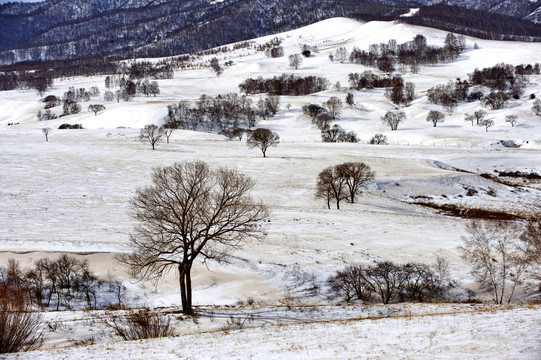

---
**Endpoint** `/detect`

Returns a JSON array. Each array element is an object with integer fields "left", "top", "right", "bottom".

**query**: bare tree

[
  {"left": 209, "top": 58, "right": 223, "bottom": 77},
  {"left": 505, "top": 114, "right": 518, "bottom": 127},
  {"left": 363, "top": 261, "right": 407, "bottom": 304},
  {"left": 345, "top": 93, "right": 354, "bottom": 107},
  {"left": 381, "top": 110, "right": 405, "bottom": 131},
  {"left": 426, "top": 110, "right": 445, "bottom": 127},
  {"left": 247, "top": 128, "right": 280, "bottom": 157},
  {"left": 464, "top": 113, "right": 475, "bottom": 126},
  {"left": 139, "top": 124, "right": 165, "bottom": 150},
  {"left": 315, "top": 166, "right": 347, "bottom": 210},
  {"left": 473, "top": 110, "right": 487, "bottom": 125},
  {"left": 41, "top": 128, "right": 51, "bottom": 142},
  {"left": 324, "top": 97, "right": 343, "bottom": 120},
  {"left": 335, "top": 162, "right": 375, "bottom": 203},
  {"left": 460, "top": 221, "right": 530, "bottom": 304},
  {"left": 369, "top": 133, "right": 387, "bottom": 145},
  {"left": 104, "top": 91, "right": 115, "bottom": 102},
  {"left": 326, "top": 265, "right": 369, "bottom": 302},
  {"left": 289, "top": 54, "right": 303, "bottom": 70},
  {"left": 478, "top": 118, "right": 494, "bottom": 132},
  {"left": 521, "top": 215, "right": 541, "bottom": 288},
  {"left": 149, "top": 81, "right": 160, "bottom": 97},
  {"left": 88, "top": 104, "right": 106, "bottom": 116},
  {"left": 118, "top": 161, "right": 268, "bottom": 315},
  {"left": 265, "top": 94, "right": 280, "bottom": 116},
  {"left": 483, "top": 92, "right": 509, "bottom": 110},
  {"left": 532, "top": 98, "right": 541, "bottom": 116},
  {"left": 162, "top": 126, "right": 174, "bottom": 143}
]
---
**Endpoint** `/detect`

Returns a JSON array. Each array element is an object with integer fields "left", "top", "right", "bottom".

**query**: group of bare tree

[
  {"left": 316, "top": 162, "right": 375, "bottom": 209},
  {"left": 239, "top": 74, "right": 329, "bottom": 96},
  {"left": 103, "top": 76, "right": 160, "bottom": 103},
  {"left": 163, "top": 93, "right": 277, "bottom": 135},
  {"left": 302, "top": 98, "right": 358, "bottom": 143},
  {"left": 348, "top": 33, "right": 466, "bottom": 74},
  {"left": 348, "top": 71, "right": 401, "bottom": 91},
  {"left": 0, "top": 70, "right": 54, "bottom": 94},
  {"left": 0, "top": 256, "right": 125, "bottom": 311},
  {"left": 427, "top": 79, "right": 472, "bottom": 114},
  {"left": 328, "top": 260, "right": 449, "bottom": 304}
]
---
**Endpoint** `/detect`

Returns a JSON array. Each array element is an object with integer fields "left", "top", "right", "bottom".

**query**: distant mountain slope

[
  {"left": 0, "top": 0, "right": 408, "bottom": 65},
  {"left": 0, "top": 0, "right": 540, "bottom": 67}
]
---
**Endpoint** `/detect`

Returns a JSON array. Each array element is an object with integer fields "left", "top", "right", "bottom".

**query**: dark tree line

[
  {"left": 469, "top": 63, "right": 540, "bottom": 90},
  {"left": 0, "top": 57, "right": 171, "bottom": 94},
  {"left": 348, "top": 72, "right": 414, "bottom": 106},
  {"left": 239, "top": 74, "right": 329, "bottom": 96},
  {"left": 124, "top": 60, "right": 174, "bottom": 80},
  {"left": 348, "top": 71, "right": 397, "bottom": 90},
  {"left": 348, "top": 33, "right": 466, "bottom": 73},
  {"left": 0, "top": 70, "right": 53, "bottom": 93},
  {"left": 0, "top": 0, "right": 408, "bottom": 67},
  {"left": 163, "top": 93, "right": 278, "bottom": 134},
  {"left": 427, "top": 62, "right": 538, "bottom": 113},
  {"left": 400, "top": 4, "right": 541, "bottom": 42}
]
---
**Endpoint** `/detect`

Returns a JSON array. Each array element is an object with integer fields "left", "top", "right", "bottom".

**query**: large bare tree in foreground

[{"left": 119, "top": 161, "right": 268, "bottom": 315}]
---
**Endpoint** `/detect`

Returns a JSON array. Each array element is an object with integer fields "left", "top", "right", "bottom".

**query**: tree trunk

[
  {"left": 178, "top": 265, "right": 188, "bottom": 314},
  {"left": 349, "top": 188, "right": 355, "bottom": 204},
  {"left": 186, "top": 266, "right": 192, "bottom": 313},
  {"left": 179, "top": 263, "right": 193, "bottom": 315}
]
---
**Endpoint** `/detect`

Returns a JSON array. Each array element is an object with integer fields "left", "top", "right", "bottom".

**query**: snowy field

[
  {"left": 1, "top": 17, "right": 541, "bottom": 358},
  {"left": 11, "top": 304, "right": 541, "bottom": 360}
]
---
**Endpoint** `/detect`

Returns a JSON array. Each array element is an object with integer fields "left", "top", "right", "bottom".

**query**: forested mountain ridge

[{"left": 0, "top": 0, "right": 540, "bottom": 67}]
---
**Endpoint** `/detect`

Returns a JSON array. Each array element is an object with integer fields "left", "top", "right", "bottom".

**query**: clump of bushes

[
  {"left": 0, "top": 260, "right": 43, "bottom": 353},
  {"left": 58, "top": 123, "right": 83, "bottom": 129},
  {"left": 104, "top": 308, "right": 174, "bottom": 340},
  {"left": 327, "top": 260, "right": 450, "bottom": 304}
]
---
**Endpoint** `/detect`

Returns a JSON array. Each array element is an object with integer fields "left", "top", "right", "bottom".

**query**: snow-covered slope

[{"left": 0, "top": 18, "right": 540, "bottom": 358}]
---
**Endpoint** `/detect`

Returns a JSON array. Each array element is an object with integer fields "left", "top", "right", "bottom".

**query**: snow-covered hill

[{"left": 0, "top": 18, "right": 540, "bottom": 358}]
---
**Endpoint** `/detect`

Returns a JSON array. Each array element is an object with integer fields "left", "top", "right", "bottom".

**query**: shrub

[
  {"left": 105, "top": 308, "right": 174, "bottom": 340},
  {"left": 0, "top": 275, "right": 43, "bottom": 354},
  {"left": 321, "top": 125, "right": 358, "bottom": 143},
  {"left": 369, "top": 133, "right": 388, "bottom": 145}
]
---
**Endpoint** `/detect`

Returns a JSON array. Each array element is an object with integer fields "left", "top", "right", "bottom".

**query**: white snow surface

[
  {"left": 1, "top": 17, "right": 541, "bottom": 358},
  {"left": 10, "top": 304, "right": 541, "bottom": 360}
]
